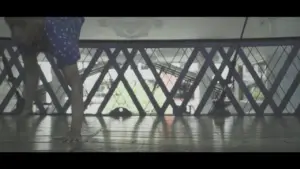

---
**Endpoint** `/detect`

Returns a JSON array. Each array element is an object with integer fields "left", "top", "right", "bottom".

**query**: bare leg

[
  {"left": 62, "top": 64, "right": 84, "bottom": 142},
  {"left": 21, "top": 51, "right": 39, "bottom": 116}
]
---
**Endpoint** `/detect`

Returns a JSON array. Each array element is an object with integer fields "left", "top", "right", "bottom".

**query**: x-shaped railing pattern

[
  {"left": 0, "top": 37, "right": 300, "bottom": 116},
  {"left": 0, "top": 47, "right": 46, "bottom": 113}
]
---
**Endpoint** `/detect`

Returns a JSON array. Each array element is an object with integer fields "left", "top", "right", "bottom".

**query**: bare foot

[
  {"left": 62, "top": 130, "right": 82, "bottom": 143},
  {"left": 19, "top": 107, "right": 32, "bottom": 117}
]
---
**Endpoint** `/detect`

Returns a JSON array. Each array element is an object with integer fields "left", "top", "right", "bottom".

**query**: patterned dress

[{"left": 44, "top": 17, "right": 85, "bottom": 68}]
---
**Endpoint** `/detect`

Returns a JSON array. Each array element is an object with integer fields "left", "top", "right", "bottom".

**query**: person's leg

[
  {"left": 62, "top": 64, "right": 84, "bottom": 141},
  {"left": 5, "top": 19, "right": 41, "bottom": 116},
  {"left": 45, "top": 17, "right": 84, "bottom": 142},
  {"left": 19, "top": 48, "right": 39, "bottom": 116}
]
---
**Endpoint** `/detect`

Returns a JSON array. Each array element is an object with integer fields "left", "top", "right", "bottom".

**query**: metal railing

[{"left": 0, "top": 37, "right": 300, "bottom": 116}]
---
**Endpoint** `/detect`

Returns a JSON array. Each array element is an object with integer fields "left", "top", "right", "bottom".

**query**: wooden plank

[{"left": 0, "top": 116, "right": 300, "bottom": 152}]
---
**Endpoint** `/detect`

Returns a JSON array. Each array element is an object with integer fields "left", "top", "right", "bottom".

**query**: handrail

[{"left": 0, "top": 37, "right": 300, "bottom": 48}]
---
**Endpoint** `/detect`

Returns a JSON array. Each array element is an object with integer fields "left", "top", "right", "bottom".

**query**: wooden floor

[{"left": 0, "top": 115, "right": 300, "bottom": 152}]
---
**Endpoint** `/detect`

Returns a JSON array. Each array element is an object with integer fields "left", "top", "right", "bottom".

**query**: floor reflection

[{"left": 0, "top": 116, "right": 300, "bottom": 152}]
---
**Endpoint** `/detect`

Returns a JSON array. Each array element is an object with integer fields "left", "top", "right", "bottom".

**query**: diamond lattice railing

[{"left": 0, "top": 37, "right": 300, "bottom": 116}]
